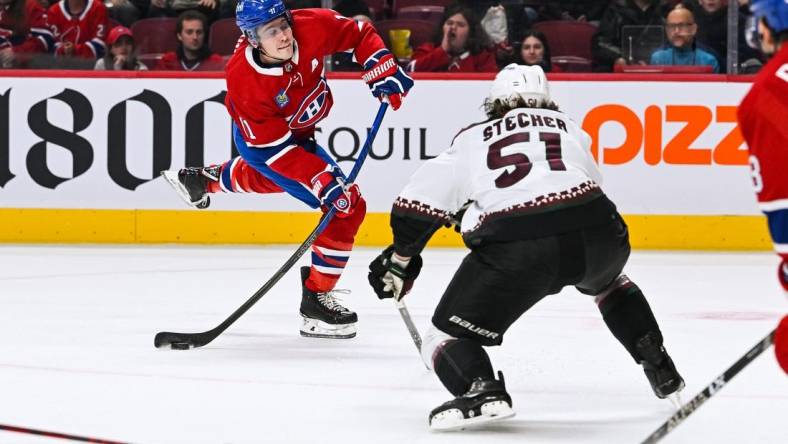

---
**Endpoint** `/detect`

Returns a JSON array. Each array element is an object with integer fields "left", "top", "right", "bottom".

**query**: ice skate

[
  {"left": 299, "top": 267, "right": 357, "bottom": 339},
  {"left": 637, "top": 332, "right": 685, "bottom": 399},
  {"left": 161, "top": 165, "right": 220, "bottom": 209},
  {"left": 429, "top": 372, "right": 515, "bottom": 432}
]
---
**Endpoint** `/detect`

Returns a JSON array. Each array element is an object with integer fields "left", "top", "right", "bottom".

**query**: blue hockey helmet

[
  {"left": 750, "top": 0, "right": 788, "bottom": 33},
  {"left": 236, "top": 0, "right": 291, "bottom": 47}
]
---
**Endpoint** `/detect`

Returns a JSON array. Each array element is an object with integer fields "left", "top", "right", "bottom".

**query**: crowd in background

[{"left": 0, "top": 0, "right": 765, "bottom": 73}]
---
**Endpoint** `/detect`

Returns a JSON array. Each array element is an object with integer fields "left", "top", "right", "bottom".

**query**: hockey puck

[{"left": 171, "top": 342, "right": 191, "bottom": 350}]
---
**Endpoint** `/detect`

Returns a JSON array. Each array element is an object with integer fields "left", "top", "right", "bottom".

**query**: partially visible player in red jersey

[
  {"left": 161, "top": 0, "right": 413, "bottom": 340},
  {"left": 737, "top": 0, "right": 788, "bottom": 374},
  {"left": 47, "top": 0, "right": 107, "bottom": 60},
  {"left": 0, "top": 0, "right": 54, "bottom": 68}
]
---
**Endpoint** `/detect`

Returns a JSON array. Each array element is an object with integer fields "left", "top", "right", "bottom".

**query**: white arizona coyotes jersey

[{"left": 394, "top": 107, "right": 603, "bottom": 234}]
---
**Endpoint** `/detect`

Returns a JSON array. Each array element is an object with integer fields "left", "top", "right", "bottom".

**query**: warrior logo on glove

[{"left": 363, "top": 50, "right": 414, "bottom": 110}]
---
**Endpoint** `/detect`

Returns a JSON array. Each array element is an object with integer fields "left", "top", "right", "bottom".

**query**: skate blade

[
  {"left": 667, "top": 391, "right": 683, "bottom": 410},
  {"left": 659, "top": 378, "right": 685, "bottom": 408},
  {"left": 300, "top": 316, "right": 357, "bottom": 339},
  {"left": 430, "top": 402, "right": 516, "bottom": 432},
  {"left": 160, "top": 171, "right": 208, "bottom": 209}
]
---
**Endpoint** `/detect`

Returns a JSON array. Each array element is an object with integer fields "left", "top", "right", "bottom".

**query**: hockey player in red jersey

[
  {"left": 368, "top": 65, "right": 684, "bottom": 430},
  {"left": 161, "top": 0, "right": 413, "bottom": 339},
  {"left": 47, "top": 0, "right": 108, "bottom": 60},
  {"left": 738, "top": 0, "right": 788, "bottom": 374},
  {"left": 0, "top": 0, "right": 54, "bottom": 68}
]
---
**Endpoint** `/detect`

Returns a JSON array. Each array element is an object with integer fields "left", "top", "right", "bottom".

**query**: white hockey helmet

[{"left": 487, "top": 63, "right": 550, "bottom": 108}]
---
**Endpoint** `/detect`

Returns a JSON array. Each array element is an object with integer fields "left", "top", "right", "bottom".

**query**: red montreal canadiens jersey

[
  {"left": 738, "top": 44, "right": 788, "bottom": 259},
  {"left": 224, "top": 8, "right": 386, "bottom": 148},
  {"left": 0, "top": 0, "right": 53, "bottom": 53},
  {"left": 48, "top": 0, "right": 108, "bottom": 59}
]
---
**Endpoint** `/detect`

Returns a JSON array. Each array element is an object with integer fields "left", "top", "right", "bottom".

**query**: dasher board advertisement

[{"left": 0, "top": 73, "right": 758, "bottom": 216}]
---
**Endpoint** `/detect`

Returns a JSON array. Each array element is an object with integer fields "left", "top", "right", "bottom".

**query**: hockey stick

[
  {"left": 154, "top": 101, "right": 389, "bottom": 349},
  {"left": 0, "top": 423, "right": 129, "bottom": 444},
  {"left": 394, "top": 299, "right": 430, "bottom": 370},
  {"left": 640, "top": 327, "right": 776, "bottom": 444},
  {"left": 394, "top": 299, "right": 422, "bottom": 351}
]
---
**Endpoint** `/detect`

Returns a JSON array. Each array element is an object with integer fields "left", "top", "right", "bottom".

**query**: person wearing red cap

[{"left": 94, "top": 25, "right": 147, "bottom": 70}]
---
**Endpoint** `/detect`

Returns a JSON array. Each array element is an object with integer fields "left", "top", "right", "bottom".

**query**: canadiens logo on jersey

[{"left": 289, "top": 78, "right": 332, "bottom": 130}]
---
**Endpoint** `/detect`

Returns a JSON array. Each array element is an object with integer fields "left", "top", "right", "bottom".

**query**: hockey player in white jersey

[{"left": 367, "top": 64, "right": 685, "bottom": 431}]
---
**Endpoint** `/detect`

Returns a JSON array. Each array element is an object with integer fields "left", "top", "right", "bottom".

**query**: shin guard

[{"left": 595, "top": 276, "right": 662, "bottom": 363}]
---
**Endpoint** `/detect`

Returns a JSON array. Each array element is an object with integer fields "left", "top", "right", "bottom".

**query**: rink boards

[{"left": 0, "top": 71, "right": 771, "bottom": 249}]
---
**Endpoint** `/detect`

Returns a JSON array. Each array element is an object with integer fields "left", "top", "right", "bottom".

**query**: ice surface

[{"left": 1, "top": 246, "right": 786, "bottom": 444}]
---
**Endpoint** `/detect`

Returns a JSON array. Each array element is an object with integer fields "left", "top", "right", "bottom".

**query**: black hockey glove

[{"left": 368, "top": 246, "right": 423, "bottom": 301}]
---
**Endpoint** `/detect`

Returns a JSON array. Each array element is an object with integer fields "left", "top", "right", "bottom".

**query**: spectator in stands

[
  {"left": 511, "top": 30, "right": 561, "bottom": 72},
  {"left": 592, "top": 0, "right": 668, "bottom": 71},
  {"left": 454, "top": 1, "right": 535, "bottom": 43},
  {"left": 154, "top": 10, "right": 224, "bottom": 71},
  {"left": 479, "top": 4, "right": 514, "bottom": 66},
  {"left": 48, "top": 0, "right": 108, "bottom": 60},
  {"left": 650, "top": 5, "right": 719, "bottom": 71},
  {"left": 0, "top": 0, "right": 54, "bottom": 68},
  {"left": 95, "top": 25, "right": 147, "bottom": 70},
  {"left": 406, "top": 4, "right": 498, "bottom": 73},
  {"left": 686, "top": 0, "right": 759, "bottom": 72},
  {"left": 688, "top": 0, "right": 730, "bottom": 61},
  {"left": 149, "top": 0, "right": 218, "bottom": 23}
]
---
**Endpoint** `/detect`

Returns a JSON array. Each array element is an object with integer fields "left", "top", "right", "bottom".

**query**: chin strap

[{"left": 259, "top": 46, "right": 291, "bottom": 63}]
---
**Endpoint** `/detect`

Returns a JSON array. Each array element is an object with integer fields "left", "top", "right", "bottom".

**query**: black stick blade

[{"left": 154, "top": 331, "right": 211, "bottom": 349}]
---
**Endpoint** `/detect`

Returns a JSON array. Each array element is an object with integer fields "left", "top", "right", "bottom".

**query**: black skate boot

[
  {"left": 429, "top": 371, "right": 515, "bottom": 432},
  {"left": 160, "top": 165, "right": 220, "bottom": 209},
  {"left": 637, "top": 332, "right": 685, "bottom": 399},
  {"left": 299, "top": 266, "right": 357, "bottom": 339}
]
